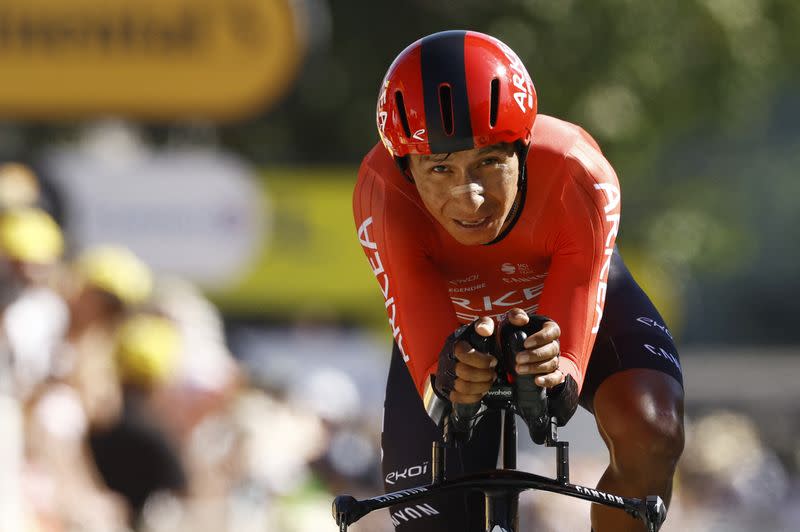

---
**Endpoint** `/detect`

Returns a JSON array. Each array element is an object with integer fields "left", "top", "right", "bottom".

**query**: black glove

[
  {"left": 547, "top": 374, "right": 579, "bottom": 427},
  {"left": 433, "top": 320, "right": 493, "bottom": 399},
  {"left": 424, "top": 320, "right": 494, "bottom": 436}
]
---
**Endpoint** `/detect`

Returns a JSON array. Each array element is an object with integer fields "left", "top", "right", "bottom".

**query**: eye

[
  {"left": 480, "top": 157, "right": 500, "bottom": 166},
  {"left": 431, "top": 164, "right": 449, "bottom": 173}
]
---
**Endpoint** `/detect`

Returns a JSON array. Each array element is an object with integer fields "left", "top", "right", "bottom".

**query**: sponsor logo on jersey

[
  {"left": 591, "top": 181, "right": 620, "bottom": 334},
  {"left": 636, "top": 316, "right": 673, "bottom": 340},
  {"left": 500, "top": 262, "right": 534, "bottom": 275},
  {"left": 449, "top": 273, "right": 480, "bottom": 285},
  {"left": 569, "top": 139, "right": 621, "bottom": 335},
  {"left": 448, "top": 283, "right": 487, "bottom": 293},
  {"left": 358, "top": 216, "right": 407, "bottom": 361},
  {"left": 502, "top": 272, "right": 548, "bottom": 284},
  {"left": 643, "top": 344, "right": 681, "bottom": 370},
  {"left": 450, "top": 283, "right": 544, "bottom": 322}
]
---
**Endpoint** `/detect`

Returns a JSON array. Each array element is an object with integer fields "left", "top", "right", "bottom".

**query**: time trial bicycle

[{"left": 332, "top": 321, "right": 667, "bottom": 532}]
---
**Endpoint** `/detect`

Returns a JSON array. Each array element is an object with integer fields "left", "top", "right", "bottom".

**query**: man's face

[{"left": 408, "top": 143, "right": 520, "bottom": 246}]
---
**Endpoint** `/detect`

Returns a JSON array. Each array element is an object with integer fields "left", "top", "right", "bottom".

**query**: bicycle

[{"left": 332, "top": 322, "right": 668, "bottom": 531}]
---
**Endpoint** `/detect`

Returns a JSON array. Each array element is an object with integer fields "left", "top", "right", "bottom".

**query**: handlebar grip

[{"left": 501, "top": 324, "right": 550, "bottom": 445}]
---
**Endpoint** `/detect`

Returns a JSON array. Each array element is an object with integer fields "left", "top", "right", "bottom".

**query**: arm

[
  {"left": 353, "top": 160, "right": 460, "bottom": 397},
  {"left": 536, "top": 138, "right": 621, "bottom": 391}
]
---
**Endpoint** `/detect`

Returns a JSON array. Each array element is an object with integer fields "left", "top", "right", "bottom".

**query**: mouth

[{"left": 453, "top": 216, "right": 490, "bottom": 229}]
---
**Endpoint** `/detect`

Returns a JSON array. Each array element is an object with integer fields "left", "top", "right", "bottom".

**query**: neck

[{"left": 485, "top": 182, "right": 526, "bottom": 246}]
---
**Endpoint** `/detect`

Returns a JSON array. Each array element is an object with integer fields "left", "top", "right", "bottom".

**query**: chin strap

[{"left": 515, "top": 140, "right": 531, "bottom": 188}]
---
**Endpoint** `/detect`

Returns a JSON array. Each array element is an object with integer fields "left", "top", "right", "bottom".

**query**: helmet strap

[
  {"left": 484, "top": 140, "right": 529, "bottom": 246},
  {"left": 514, "top": 140, "right": 531, "bottom": 188}
]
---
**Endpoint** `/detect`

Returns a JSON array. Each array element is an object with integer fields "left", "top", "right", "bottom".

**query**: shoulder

[
  {"left": 357, "top": 143, "right": 400, "bottom": 184},
  {"left": 355, "top": 143, "right": 420, "bottom": 204},
  {"left": 528, "top": 115, "right": 618, "bottom": 191},
  {"left": 529, "top": 114, "right": 602, "bottom": 160},
  {"left": 354, "top": 143, "right": 434, "bottom": 241}
]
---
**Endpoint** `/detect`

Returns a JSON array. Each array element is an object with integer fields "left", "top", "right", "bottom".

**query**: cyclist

[{"left": 353, "top": 30, "right": 684, "bottom": 532}]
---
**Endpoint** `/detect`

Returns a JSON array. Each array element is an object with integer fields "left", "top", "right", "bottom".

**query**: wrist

[{"left": 423, "top": 375, "right": 450, "bottom": 425}]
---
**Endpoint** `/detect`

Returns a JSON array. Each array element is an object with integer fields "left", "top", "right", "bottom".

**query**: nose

[
  {"left": 462, "top": 189, "right": 485, "bottom": 210},
  {"left": 456, "top": 172, "right": 485, "bottom": 209}
]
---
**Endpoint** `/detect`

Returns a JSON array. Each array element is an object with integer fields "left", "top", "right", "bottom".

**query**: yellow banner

[
  {"left": 208, "top": 168, "right": 387, "bottom": 328},
  {"left": 0, "top": 0, "right": 305, "bottom": 121}
]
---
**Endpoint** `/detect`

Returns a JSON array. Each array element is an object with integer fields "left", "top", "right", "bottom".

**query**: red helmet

[{"left": 377, "top": 30, "right": 537, "bottom": 158}]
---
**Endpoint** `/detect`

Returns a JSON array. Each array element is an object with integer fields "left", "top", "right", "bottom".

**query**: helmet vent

[
  {"left": 394, "top": 91, "right": 413, "bottom": 138},
  {"left": 489, "top": 78, "right": 500, "bottom": 127},
  {"left": 438, "top": 84, "right": 454, "bottom": 136}
]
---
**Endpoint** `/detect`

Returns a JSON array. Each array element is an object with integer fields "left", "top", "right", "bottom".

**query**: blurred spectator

[
  {"left": 148, "top": 276, "right": 242, "bottom": 446},
  {"left": 0, "top": 206, "right": 68, "bottom": 530},
  {"left": 0, "top": 161, "right": 66, "bottom": 228},
  {"left": 681, "top": 411, "right": 790, "bottom": 507},
  {"left": 0, "top": 207, "right": 68, "bottom": 398},
  {"left": 114, "top": 313, "right": 181, "bottom": 390},
  {"left": 60, "top": 244, "right": 153, "bottom": 427},
  {"left": 90, "top": 313, "right": 188, "bottom": 529},
  {"left": 22, "top": 243, "right": 157, "bottom": 531},
  {"left": 0, "top": 163, "right": 41, "bottom": 211}
]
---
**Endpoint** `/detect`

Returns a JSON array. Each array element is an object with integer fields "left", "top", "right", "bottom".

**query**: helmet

[
  {"left": 0, "top": 207, "right": 63, "bottom": 264},
  {"left": 74, "top": 245, "right": 153, "bottom": 306},
  {"left": 376, "top": 30, "right": 537, "bottom": 158},
  {"left": 115, "top": 313, "right": 180, "bottom": 387}
]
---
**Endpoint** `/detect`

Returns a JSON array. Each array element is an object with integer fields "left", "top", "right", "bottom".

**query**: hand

[
  {"left": 450, "top": 316, "right": 498, "bottom": 404},
  {"left": 506, "top": 309, "right": 564, "bottom": 388}
]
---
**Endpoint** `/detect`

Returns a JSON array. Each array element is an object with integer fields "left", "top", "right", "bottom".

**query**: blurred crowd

[{"left": 0, "top": 161, "right": 381, "bottom": 532}]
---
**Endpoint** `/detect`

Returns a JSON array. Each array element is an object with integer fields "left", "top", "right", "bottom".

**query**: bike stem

[
  {"left": 502, "top": 408, "right": 516, "bottom": 469},
  {"left": 544, "top": 418, "right": 570, "bottom": 485}
]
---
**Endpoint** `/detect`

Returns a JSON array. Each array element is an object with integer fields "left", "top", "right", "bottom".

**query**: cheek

[
  {"left": 484, "top": 169, "right": 518, "bottom": 202},
  {"left": 415, "top": 181, "right": 448, "bottom": 212}
]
